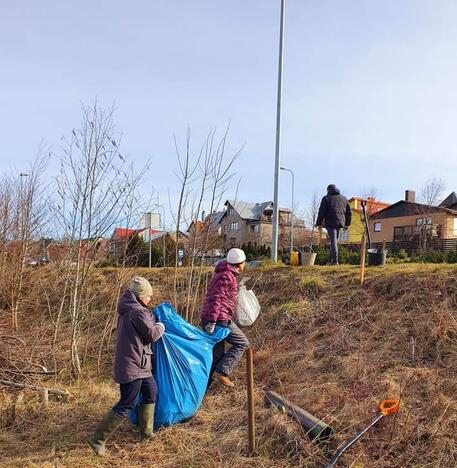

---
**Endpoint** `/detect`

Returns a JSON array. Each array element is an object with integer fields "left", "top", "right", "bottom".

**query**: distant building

[
  {"left": 186, "top": 211, "right": 225, "bottom": 259},
  {"left": 139, "top": 212, "right": 161, "bottom": 232},
  {"left": 218, "top": 199, "right": 307, "bottom": 250},
  {"left": 340, "top": 197, "right": 390, "bottom": 243},
  {"left": 109, "top": 227, "right": 162, "bottom": 260},
  {"left": 368, "top": 190, "right": 457, "bottom": 251}
]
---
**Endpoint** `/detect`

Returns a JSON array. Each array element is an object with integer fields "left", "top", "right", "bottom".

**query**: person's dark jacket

[
  {"left": 316, "top": 187, "right": 352, "bottom": 229},
  {"left": 114, "top": 290, "right": 165, "bottom": 384}
]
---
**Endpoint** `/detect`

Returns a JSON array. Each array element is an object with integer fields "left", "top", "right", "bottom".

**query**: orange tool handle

[{"left": 379, "top": 399, "right": 400, "bottom": 416}]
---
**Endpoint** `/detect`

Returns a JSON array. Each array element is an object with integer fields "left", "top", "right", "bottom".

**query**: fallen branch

[
  {"left": 4, "top": 369, "right": 61, "bottom": 376},
  {"left": 0, "top": 335, "right": 26, "bottom": 346},
  {"left": 0, "top": 379, "right": 70, "bottom": 401}
]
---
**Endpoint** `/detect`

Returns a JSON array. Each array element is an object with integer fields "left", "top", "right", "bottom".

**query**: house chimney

[
  {"left": 405, "top": 190, "right": 416, "bottom": 203},
  {"left": 201, "top": 210, "right": 206, "bottom": 221}
]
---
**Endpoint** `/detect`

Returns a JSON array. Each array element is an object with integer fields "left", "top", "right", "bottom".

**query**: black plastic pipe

[{"left": 265, "top": 390, "right": 334, "bottom": 443}]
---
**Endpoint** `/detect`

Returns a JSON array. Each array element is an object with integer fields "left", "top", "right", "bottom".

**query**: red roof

[
  {"left": 112, "top": 228, "right": 163, "bottom": 240},
  {"left": 112, "top": 228, "right": 145, "bottom": 240},
  {"left": 349, "top": 197, "right": 390, "bottom": 215}
]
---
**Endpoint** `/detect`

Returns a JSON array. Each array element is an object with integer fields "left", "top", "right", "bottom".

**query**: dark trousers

[
  {"left": 112, "top": 376, "right": 157, "bottom": 418},
  {"left": 201, "top": 319, "right": 249, "bottom": 377},
  {"left": 327, "top": 227, "right": 341, "bottom": 264}
]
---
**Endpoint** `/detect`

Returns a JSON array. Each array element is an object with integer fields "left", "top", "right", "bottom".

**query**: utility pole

[
  {"left": 272, "top": 0, "right": 286, "bottom": 262},
  {"left": 280, "top": 166, "right": 294, "bottom": 254}
]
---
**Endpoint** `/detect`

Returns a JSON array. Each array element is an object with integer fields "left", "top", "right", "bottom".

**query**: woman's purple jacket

[
  {"left": 200, "top": 260, "right": 239, "bottom": 323},
  {"left": 114, "top": 289, "right": 164, "bottom": 384}
]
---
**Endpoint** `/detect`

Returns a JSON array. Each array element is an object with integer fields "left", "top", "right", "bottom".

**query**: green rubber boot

[
  {"left": 138, "top": 403, "right": 155, "bottom": 440},
  {"left": 87, "top": 410, "right": 125, "bottom": 456}
]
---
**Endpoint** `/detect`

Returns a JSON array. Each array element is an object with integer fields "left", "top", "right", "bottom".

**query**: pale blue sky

[{"left": 1, "top": 0, "right": 456, "bottom": 219}]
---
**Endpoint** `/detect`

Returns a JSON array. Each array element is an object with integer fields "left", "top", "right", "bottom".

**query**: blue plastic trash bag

[{"left": 129, "top": 302, "right": 230, "bottom": 429}]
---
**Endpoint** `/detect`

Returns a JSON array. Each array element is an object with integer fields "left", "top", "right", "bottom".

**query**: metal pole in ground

[
  {"left": 271, "top": 0, "right": 286, "bottom": 262},
  {"left": 149, "top": 230, "right": 152, "bottom": 268},
  {"left": 280, "top": 166, "right": 294, "bottom": 254},
  {"left": 360, "top": 231, "right": 367, "bottom": 285},
  {"left": 246, "top": 347, "right": 256, "bottom": 454}
]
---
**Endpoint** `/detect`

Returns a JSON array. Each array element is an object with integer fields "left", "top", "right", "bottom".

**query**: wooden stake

[
  {"left": 246, "top": 347, "right": 256, "bottom": 455},
  {"left": 39, "top": 388, "right": 49, "bottom": 406},
  {"left": 360, "top": 231, "right": 367, "bottom": 285}
]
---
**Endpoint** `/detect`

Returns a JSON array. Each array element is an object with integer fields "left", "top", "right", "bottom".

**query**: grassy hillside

[{"left": 1, "top": 264, "right": 457, "bottom": 467}]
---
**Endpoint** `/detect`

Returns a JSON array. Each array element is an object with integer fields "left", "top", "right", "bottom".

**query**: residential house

[
  {"left": 187, "top": 211, "right": 225, "bottom": 259},
  {"left": 368, "top": 190, "right": 457, "bottom": 251},
  {"left": 219, "top": 200, "right": 307, "bottom": 250},
  {"left": 439, "top": 191, "right": 457, "bottom": 211},
  {"left": 27, "top": 238, "right": 109, "bottom": 265},
  {"left": 110, "top": 227, "right": 189, "bottom": 265},
  {"left": 109, "top": 227, "right": 162, "bottom": 261},
  {"left": 340, "top": 197, "right": 390, "bottom": 243}
]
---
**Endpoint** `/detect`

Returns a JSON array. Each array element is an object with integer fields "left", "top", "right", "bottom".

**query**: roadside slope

[{"left": 1, "top": 264, "right": 456, "bottom": 467}]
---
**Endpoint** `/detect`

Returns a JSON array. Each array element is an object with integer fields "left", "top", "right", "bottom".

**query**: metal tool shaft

[{"left": 327, "top": 413, "right": 384, "bottom": 468}]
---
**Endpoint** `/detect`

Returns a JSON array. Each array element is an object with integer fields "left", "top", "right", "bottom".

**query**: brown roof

[{"left": 371, "top": 200, "right": 457, "bottom": 220}]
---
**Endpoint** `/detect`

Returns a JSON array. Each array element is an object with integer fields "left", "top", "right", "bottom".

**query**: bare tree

[
  {"left": 417, "top": 177, "right": 447, "bottom": 253},
  {"left": 170, "top": 125, "right": 242, "bottom": 322},
  {"left": 171, "top": 127, "right": 200, "bottom": 306},
  {"left": 362, "top": 185, "right": 379, "bottom": 201},
  {"left": 52, "top": 101, "right": 148, "bottom": 378},
  {"left": 420, "top": 177, "right": 446, "bottom": 207},
  {"left": 189, "top": 127, "right": 242, "bottom": 322},
  {"left": 0, "top": 149, "right": 48, "bottom": 330},
  {"left": 306, "top": 192, "right": 320, "bottom": 253}
]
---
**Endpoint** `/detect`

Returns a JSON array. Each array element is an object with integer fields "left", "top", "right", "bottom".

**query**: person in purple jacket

[
  {"left": 200, "top": 248, "right": 249, "bottom": 388},
  {"left": 87, "top": 276, "right": 165, "bottom": 456}
]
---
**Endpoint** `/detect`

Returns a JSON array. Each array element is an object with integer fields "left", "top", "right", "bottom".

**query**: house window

[
  {"left": 374, "top": 222, "right": 382, "bottom": 232},
  {"left": 394, "top": 226, "right": 414, "bottom": 241},
  {"left": 230, "top": 222, "right": 239, "bottom": 231},
  {"left": 250, "top": 224, "right": 260, "bottom": 233},
  {"left": 454, "top": 218, "right": 457, "bottom": 236},
  {"left": 416, "top": 217, "right": 432, "bottom": 226},
  {"left": 394, "top": 226, "right": 404, "bottom": 240}
]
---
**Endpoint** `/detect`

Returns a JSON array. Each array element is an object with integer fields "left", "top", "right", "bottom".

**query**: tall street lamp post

[
  {"left": 280, "top": 166, "right": 294, "bottom": 254},
  {"left": 271, "top": 0, "right": 286, "bottom": 262}
]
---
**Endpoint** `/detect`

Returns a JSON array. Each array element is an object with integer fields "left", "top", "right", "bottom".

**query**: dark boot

[
  {"left": 138, "top": 403, "right": 155, "bottom": 440},
  {"left": 87, "top": 410, "right": 125, "bottom": 456}
]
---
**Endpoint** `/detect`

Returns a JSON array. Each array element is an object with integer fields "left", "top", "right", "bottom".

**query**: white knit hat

[
  {"left": 128, "top": 276, "right": 153, "bottom": 298},
  {"left": 227, "top": 248, "right": 246, "bottom": 265}
]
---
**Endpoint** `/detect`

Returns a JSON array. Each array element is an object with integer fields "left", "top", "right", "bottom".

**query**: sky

[{"left": 1, "top": 0, "right": 457, "bottom": 225}]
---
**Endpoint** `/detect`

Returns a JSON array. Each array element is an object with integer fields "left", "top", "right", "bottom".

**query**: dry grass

[{"left": 1, "top": 263, "right": 457, "bottom": 467}]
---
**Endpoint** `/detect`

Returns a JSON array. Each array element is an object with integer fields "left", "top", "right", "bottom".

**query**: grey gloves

[{"left": 204, "top": 322, "right": 216, "bottom": 335}]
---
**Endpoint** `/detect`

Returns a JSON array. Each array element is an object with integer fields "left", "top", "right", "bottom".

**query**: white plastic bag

[{"left": 236, "top": 285, "right": 261, "bottom": 327}]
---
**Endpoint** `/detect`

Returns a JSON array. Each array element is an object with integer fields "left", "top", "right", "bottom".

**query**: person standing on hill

[
  {"left": 200, "top": 248, "right": 249, "bottom": 388},
  {"left": 315, "top": 184, "right": 352, "bottom": 265},
  {"left": 87, "top": 276, "right": 165, "bottom": 456}
]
